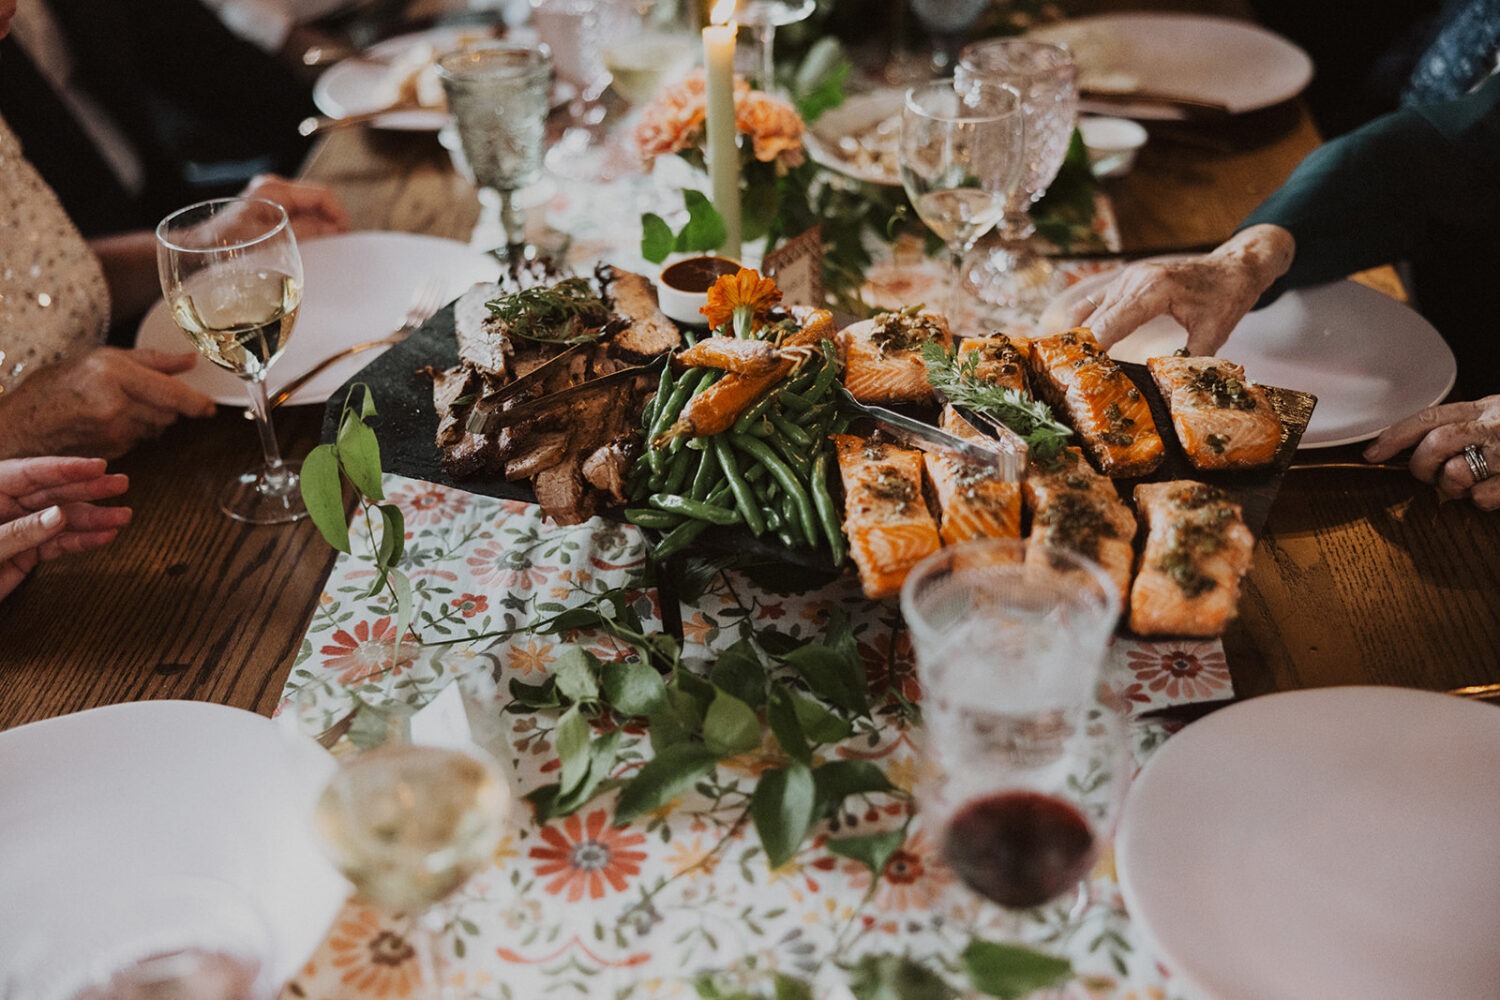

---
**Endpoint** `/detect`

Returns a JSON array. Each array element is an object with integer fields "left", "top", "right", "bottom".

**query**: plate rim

[{"left": 804, "top": 87, "right": 906, "bottom": 187}]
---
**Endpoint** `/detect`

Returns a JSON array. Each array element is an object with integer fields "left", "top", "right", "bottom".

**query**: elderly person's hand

[
  {"left": 0, "top": 348, "right": 217, "bottom": 460},
  {"left": 1363, "top": 396, "right": 1500, "bottom": 510},
  {"left": 240, "top": 173, "right": 350, "bottom": 240},
  {"left": 0, "top": 456, "right": 131, "bottom": 600},
  {"left": 1067, "top": 225, "right": 1296, "bottom": 355}
]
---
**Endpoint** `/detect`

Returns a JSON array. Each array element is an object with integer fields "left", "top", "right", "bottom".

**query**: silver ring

[{"left": 1462, "top": 443, "right": 1490, "bottom": 484}]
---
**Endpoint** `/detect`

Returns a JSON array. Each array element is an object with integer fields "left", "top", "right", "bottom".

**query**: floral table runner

[{"left": 280, "top": 472, "right": 1231, "bottom": 1000}]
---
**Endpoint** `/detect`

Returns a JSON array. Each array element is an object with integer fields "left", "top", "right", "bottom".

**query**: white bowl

[
  {"left": 656, "top": 254, "right": 743, "bottom": 327},
  {"left": 0, "top": 701, "right": 348, "bottom": 999},
  {"left": 1078, "top": 116, "right": 1148, "bottom": 178}
]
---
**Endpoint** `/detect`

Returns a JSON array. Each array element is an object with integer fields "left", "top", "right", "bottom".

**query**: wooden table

[{"left": 3, "top": 10, "right": 1498, "bottom": 732}]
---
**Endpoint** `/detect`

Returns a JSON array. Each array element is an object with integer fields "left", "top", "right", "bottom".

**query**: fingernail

[{"left": 40, "top": 506, "right": 63, "bottom": 528}]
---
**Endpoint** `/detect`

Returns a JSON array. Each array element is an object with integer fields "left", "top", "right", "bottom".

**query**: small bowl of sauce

[{"left": 657, "top": 255, "right": 742, "bottom": 327}]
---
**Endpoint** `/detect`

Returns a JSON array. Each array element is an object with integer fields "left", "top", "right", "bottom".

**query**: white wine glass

[
  {"left": 437, "top": 41, "right": 554, "bottom": 263},
  {"left": 311, "top": 709, "right": 510, "bottom": 998},
  {"left": 738, "top": 0, "right": 815, "bottom": 92},
  {"left": 910, "top": 0, "right": 990, "bottom": 73},
  {"left": 155, "top": 197, "right": 305, "bottom": 525},
  {"left": 956, "top": 38, "right": 1080, "bottom": 310},
  {"left": 901, "top": 539, "right": 1126, "bottom": 922},
  {"left": 899, "top": 78, "right": 1025, "bottom": 331}
]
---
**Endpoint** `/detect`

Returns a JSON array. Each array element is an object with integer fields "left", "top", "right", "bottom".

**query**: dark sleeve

[{"left": 1240, "top": 70, "right": 1500, "bottom": 304}]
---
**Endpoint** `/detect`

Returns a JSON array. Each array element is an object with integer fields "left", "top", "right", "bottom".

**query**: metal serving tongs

[
  {"left": 836, "top": 386, "right": 1026, "bottom": 482},
  {"left": 464, "top": 344, "right": 667, "bottom": 435}
]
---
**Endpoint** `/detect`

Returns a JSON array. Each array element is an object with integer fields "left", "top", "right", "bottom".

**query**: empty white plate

[
  {"left": 1118, "top": 687, "right": 1500, "bottom": 1000},
  {"left": 137, "top": 230, "right": 498, "bottom": 407}
]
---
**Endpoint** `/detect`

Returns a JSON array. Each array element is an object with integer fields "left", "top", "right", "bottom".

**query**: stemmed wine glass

[
  {"left": 436, "top": 41, "right": 554, "bottom": 263},
  {"left": 910, "top": 0, "right": 990, "bottom": 73},
  {"left": 901, "top": 539, "right": 1125, "bottom": 920},
  {"left": 956, "top": 38, "right": 1080, "bottom": 310},
  {"left": 155, "top": 197, "right": 305, "bottom": 525},
  {"left": 898, "top": 78, "right": 1025, "bottom": 332},
  {"left": 737, "top": 0, "right": 815, "bottom": 92},
  {"left": 308, "top": 695, "right": 510, "bottom": 998}
]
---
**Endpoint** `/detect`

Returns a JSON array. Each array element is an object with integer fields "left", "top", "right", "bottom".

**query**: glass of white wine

[
  {"left": 312, "top": 717, "right": 509, "bottom": 997},
  {"left": 899, "top": 78, "right": 1025, "bottom": 331},
  {"left": 155, "top": 198, "right": 305, "bottom": 524},
  {"left": 737, "top": 0, "right": 815, "bottom": 92}
]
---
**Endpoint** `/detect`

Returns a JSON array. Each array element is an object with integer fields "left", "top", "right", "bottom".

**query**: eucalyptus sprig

[
  {"left": 920, "top": 342, "right": 1072, "bottom": 460},
  {"left": 301, "top": 384, "right": 414, "bottom": 649}
]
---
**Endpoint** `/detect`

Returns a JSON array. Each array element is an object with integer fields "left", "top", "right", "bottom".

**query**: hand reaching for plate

[
  {"left": 0, "top": 456, "right": 131, "bottom": 600},
  {"left": 1364, "top": 396, "right": 1500, "bottom": 510},
  {"left": 1067, "top": 224, "right": 1295, "bottom": 354}
]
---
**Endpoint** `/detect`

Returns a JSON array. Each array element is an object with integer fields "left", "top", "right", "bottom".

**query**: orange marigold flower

[
  {"left": 735, "top": 90, "right": 806, "bottom": 167},
  {"left": 700, "top": 267, "right": 782, "bottom": 335}
]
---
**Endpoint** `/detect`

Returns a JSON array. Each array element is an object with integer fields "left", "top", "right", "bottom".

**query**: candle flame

[{"left": 709, "top": 0, "right": 735, "bottom": 25}]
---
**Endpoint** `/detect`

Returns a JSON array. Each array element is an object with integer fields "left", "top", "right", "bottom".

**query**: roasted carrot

[
  {"left": 676, "top": 336, "right": 781, "bottom": 375},
  {"left": 671, "top": 359, "right": 795, "bottom": 438}
]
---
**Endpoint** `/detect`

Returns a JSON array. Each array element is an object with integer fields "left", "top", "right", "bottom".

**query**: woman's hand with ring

[{"left": 1364, "top": 395, "right": 1500, "bottom": 509}]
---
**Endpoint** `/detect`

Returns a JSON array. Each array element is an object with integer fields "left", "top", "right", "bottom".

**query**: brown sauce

[{"left": 660, "top": 256, "right": 742, "bottom": 293}]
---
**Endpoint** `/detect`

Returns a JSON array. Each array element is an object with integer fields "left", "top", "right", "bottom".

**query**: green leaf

[
  {"left": 710, "top": 638, "right": 767, "bottom": 709},
  {"left": 766, "top": 687, "right": 809, "bottom": 763},
  {"left": 376, "top": 502, "right": 405, "bottom": 568},
  {"left": 299, "top": 443, "right": 349, "bottom": 553},
  {"left": 602, "top": 659, "right": 668, "bottom": 717},
  {"left": 792, "top": 39, "right": 851, "bottom": 123},
  {"left": 351, "top": 381, "right": 377, "bottom": 420},
  {"left": 554, "top": 705, "right": 591, "bottom": 795},
  {"left": 702, "top": 690, "right": 761, "bottom": 757},
  {"left": 781, "top": 644, "right": 868, "bottom": 716},
  {"left": 672, "top": 669, "right": 718, "bottom": 716},
  {"left": 959, "top": 941, "right": 1072, "bottom": 1000},
  {"left": 812, "top": 760, "right": 894, "bottom": 819},
  {"left": 750, "top": 761, "right": 816, "bottom": 869},
  {"left": 641, "top": 212, "right": 676, "bottom": 264},
  {"left": 336, "top": 406, "right": 384, "bottom": 500},
  {"left": 509, "top": 676, "right": 560, "bottom": 709},
  {"left": 676, "top": 189, "right": 728, "bottom": 254},
  {"left": 773, "top": 974, "right": 816, "bottom": 1000},
  {"left": 614, "top": 742, "right": 718, "bottom": 823},
  {"left": 550, "top": 645, "right": 601, "bottom": 703},
  {"left": 847, "top": 954, "right": 959, "bottom": 1000},
  {"left": 554, "top": 729, "right": 623, "bottom": 815},
  {"left": 389, "top": 569, "right": 413, "bottom": 659},
  {"left": 548, "top": 607, "right": 608, "bottom": 633},
  {"left": 825, "top": 830, "right": 905, "bottom": 876},
  {"left": 789, "top": 689, "right": 853, "bottom": 744}
]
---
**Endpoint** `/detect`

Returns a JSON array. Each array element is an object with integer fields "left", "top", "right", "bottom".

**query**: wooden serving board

[{"left": 323, "top": 311, "right": 1315, "bottom": 568}]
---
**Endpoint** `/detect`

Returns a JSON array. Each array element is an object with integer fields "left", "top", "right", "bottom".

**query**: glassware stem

[
  {"left": 945, "top": 242, "right": 967, "bottom": 325},
  {"left": 754, "top": 21, "right": 777, "bottom": 91},
  {"left": 244, "top": 378, "right": 293, "bottom": 495},
  {"left": 496, "top": 186, "right": 527, "bottom": 259}
]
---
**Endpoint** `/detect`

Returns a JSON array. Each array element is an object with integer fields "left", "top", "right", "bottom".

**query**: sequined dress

[{"left": 0, "top": 111, "right": 111, "bottom": 392}]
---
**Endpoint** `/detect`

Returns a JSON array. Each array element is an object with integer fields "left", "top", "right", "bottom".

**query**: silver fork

[{"left": 263, "top": 277, "right": 447, "bottom": 411}]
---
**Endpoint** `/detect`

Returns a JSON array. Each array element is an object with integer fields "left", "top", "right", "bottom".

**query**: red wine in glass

[{"left": 942, "top": 790, "right": 1097, "bottom": 909}]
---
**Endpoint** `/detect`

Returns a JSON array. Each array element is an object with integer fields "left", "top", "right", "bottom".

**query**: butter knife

[
  {"left": 1079, "top": 87, "right": 1233, "bottom": 121},
  {"left": 836, "top": 387, "right": 1025, "bottom": 482}
]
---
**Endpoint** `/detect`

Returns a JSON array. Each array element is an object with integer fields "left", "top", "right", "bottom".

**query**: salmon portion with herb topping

[
  {"left": 1129, "top": 480, "right": 1255, "bottom": 637},
  {"left": 832, "top": 433, "right": 942, "bottom": 599},
  {"left": 1147, "top": 355, "right": 1283, "bottom": 470},
  {"left": 1023, "top": 446, "right": 1137, "bottom": 602},
  {"left": 1029, "top": 328, "right": 1163, "bottom": 477},
  {"left": 956, "top": 334, "right": 1033, "bottom": 396},
  {"left": 838, "top": 309, "right": 953, "bottom": 405},
  {"left": 922, "top": 405, "right": 1023, "bottom": 545}
]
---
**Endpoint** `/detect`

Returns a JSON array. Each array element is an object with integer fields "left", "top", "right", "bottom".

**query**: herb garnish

[
  {"left": 921, "top": 342, "right": 1073, "bottom": 460},
  {"left": 486, "top": 276, "right": 610, "bottom": 345}
]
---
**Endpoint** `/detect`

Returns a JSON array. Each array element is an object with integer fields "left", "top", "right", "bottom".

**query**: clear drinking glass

[
  {"left": 956, "top": 38, "right": 1080, "bottom": 310},
  {"left": 899, "top": 79, "right": 1025, "bottom": 331},
  {"left": 910, "top": 0, "right": 990, "bottom": 73},
  {"left": 737, "top": 0, "right": 815, "bottom": 92},
  {"left": 901, "top": 539, "right": 1124, "bottom": 916},
  {"left": 437, "top": 41, "right": 554, "bottom": 263},
  {"left": 600, "top": 0, "right": 695, "bottom": 107},
  {"left": 155, "top": 198, "right": 305, "bottom": 525}
]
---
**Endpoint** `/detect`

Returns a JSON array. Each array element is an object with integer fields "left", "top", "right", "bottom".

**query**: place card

[{"left": 763, "top": 224, "right": 824, "bottom": 307}]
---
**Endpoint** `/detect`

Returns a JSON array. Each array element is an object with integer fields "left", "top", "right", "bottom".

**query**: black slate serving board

[{"left": 321, "top": 310, "right": 1315, "bottom": 562}]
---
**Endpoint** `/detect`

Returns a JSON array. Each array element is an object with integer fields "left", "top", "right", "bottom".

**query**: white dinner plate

[
  {"left": 136, "top": 231, "right": 499, "bottom": 407},
  {"left": 1117, "top": 687, "right": 1500, "bottom": 1000},
  {"left": 1027, "top": 14, "right": 1313, "bottom": 120},
  {"left": 1041, "top": 262, "right": 1457, "bottom": 448},
  {"left": 0, "top": 701, "right": 348, "bottom": 995},
  {"left": 804, "top": 87, "right": 905, "bottom": 187}
]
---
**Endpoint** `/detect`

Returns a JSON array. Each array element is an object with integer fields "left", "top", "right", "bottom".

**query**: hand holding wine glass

[
  {"left": 155, "top": 197, "right": 305, "bottom": 524},
  {"left": 899, "top": 78, "right": 1024, "bottom": 331},
  {"left": 901, "top": 539, "right": 1124, "bottom": 915}
]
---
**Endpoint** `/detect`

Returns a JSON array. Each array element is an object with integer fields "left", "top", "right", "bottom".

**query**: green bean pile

[{"left": 626, "top": 340, "right": 849, "bottom": 563}]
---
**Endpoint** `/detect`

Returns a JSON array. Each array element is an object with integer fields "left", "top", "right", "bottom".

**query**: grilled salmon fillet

[
  {"left": 832, "top": 433, "right": 942, "bottom": 599},
  {"left": 922, "top": 405, "right": 1023, "bottom": 545},
  {"left": 1129, "top": 480, "right": 1255, "bottom": 637},
  {"left": 1029, "top": 328, "right": 1163, "bottom": 477},
  {"left": 1023, "top": 447, "right": 1137, "bottom": 602},
  {"left": 838, "top": 310, "right": 952, "bottom": 405},
  {"left": 1146, "top": 355, "right": 1283, "bottom": 470},
  {"left": 956, "top": 334, "right": 1032, "bottom": 395}
]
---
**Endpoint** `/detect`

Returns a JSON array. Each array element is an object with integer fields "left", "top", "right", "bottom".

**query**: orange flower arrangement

[
  {"left": 633, "top": 68, "right": 805, "bottom": 173},
  {"left": 701, "top": 267, "right": 782, "bottom": 336}
]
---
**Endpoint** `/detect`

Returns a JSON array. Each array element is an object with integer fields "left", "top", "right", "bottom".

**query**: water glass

[
  {"left": 437, "top": 42, "right": 553, "bottom": 263},
  {"left": 900, "top": 538, "right": 1123, "bottom": 912}
]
